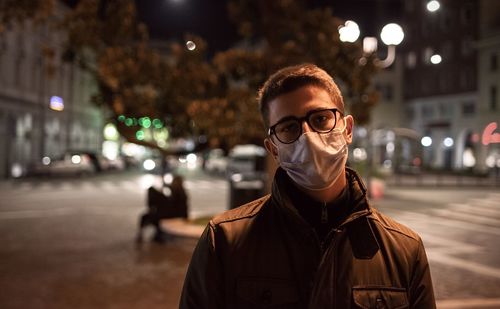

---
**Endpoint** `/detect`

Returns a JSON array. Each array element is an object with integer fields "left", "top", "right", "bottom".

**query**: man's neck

[{"left": 298, "top": 169, "right": 348, "bottom": 204}]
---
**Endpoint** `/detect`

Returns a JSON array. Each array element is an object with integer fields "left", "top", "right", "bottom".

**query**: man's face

[{"left": 264, "top": 85, "right": 353, "bottom": 158}]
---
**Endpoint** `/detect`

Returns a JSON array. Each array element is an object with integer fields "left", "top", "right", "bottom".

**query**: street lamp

[
  {"left": 339, "top": 21, "right": 404, "bottom": 68},
  {"left": 426, "top": 0, "right": 441, "bottom": 12},
  {"left": 430, "top": 54, "right": 442, "bottom": 64},
  {"left": 421, "top": 136, "right": 433, "bottom": 147},
  {"left": 186, "top": 40, "right": 196, "bottom": 51}
]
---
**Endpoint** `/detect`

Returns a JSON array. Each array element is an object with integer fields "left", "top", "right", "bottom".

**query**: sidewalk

[
  {"left": 161, "top": 218, "right": 205, "bottom": 239},
  {"left": 386, "top": 173, "right": 500, "bottom": 188}
]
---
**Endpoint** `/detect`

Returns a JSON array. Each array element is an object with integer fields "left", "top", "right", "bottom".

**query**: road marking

[
  {"left": 448, "top": 203, "right": 500, "bottom": 218},
  {"left": 428, "top": 251, "right": 500, "bottom": 279},
  {"left": 417, "top": 232, "right": 481, "bottom": 254},
  {"left": 433, "top": 208, "right": 500, "bottom": 226},
  {"left": 390, "top": 210, "right": 500, "bottom": 236},
  {"left": 437, "top": 298, "right": 500, "bottom": 308},
  {"left": 468, "top": 198, "right": 500, "bottom": 209},
  {"left": 0, "top": 207, "right": 76, "bottom": 219}
]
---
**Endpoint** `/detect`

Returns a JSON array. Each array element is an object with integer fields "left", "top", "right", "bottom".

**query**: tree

[
  {"left": 187, "top": 0, "right": 380, "bottom": 149},
  {"left": 1, "top": 0, "right": 380, "bottom": 152}
]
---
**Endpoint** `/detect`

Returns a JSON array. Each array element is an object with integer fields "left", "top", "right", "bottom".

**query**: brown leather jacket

[{"left": 180, "top": 168, "right": 436, "bottom": 308}]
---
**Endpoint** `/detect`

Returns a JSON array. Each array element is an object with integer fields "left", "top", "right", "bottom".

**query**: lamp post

[
  {"left": 338, "top": 21, "right": 404, "bottom": 68},
  {"left": 338, "top": 21, "right": 404, "bottom": 194}
]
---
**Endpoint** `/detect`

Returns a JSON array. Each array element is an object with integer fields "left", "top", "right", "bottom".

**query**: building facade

[
  {"left": 0, "top": 15, "right": 104, "bottom": 178},
  {"left": 399, "top": 0, "right": 500, "bottom": 173}
]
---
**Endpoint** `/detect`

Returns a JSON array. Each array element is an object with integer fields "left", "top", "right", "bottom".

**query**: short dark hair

[{"left": 257, "top": 63, "right": 344, "bottom": 128}]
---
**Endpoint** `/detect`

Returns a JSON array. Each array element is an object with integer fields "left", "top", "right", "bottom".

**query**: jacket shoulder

[
  {"left": 369, "top": 208, "right": 421, "bottom": 243},
  {"left": 210, "top": 195, "right": 270, "bottom": 227}
]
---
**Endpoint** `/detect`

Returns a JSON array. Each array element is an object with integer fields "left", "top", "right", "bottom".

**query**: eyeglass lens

[{"left": 274, "top": 109, "right": 338, "bottom": 143}]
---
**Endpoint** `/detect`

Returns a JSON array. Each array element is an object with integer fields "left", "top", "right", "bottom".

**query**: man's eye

[
  {"left": 311, "top": 115, "right": 330, "bottom": 126},
  {"left": 277, "top": 122, "right": 299, "bottom": 133}
]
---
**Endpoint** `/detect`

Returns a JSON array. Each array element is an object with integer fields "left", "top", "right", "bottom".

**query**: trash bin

[{"left": 228, "top": 173, "right": 265, "bottom": 209}]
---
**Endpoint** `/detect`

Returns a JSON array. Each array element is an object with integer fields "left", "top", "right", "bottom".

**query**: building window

[
  {"left": 407, "top": 51, "right": 417, "bottom": 68},
  {"left": 491, "top": 53, "right": 498, "bottom": 71},
  {"left": 439, "top": 103, "right": 452, "bottom": 118},
  {"left": 406, "top": 107, "right": 415, "bottom": 121},
  {"left": 462, "top": 101, "right": 475, "bottom": 116},
  {"left": 440, "top": 12, "right": 452, "bottom": 32},
  {"left": 460, "top": 71, "right": 467, "bottom": 89},
  {"left": 423, "top": 47, "right": 434, "bottom": 64},
  {"left": 461, "top": 4, "right": 474, "bottom": 26},
  {"left": 491, "top": 86, "right": 498, "bottom": 111},
  {"left": 461, "top": 37, "right": 474, "bottom": 56},
  {"left": 422, "top": 105, "right": 434, "bottom": 118}
]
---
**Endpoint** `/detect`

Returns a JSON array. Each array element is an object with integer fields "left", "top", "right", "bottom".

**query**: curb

[{"left": 161, "top": 218, "right": 205, "bottom": 239}]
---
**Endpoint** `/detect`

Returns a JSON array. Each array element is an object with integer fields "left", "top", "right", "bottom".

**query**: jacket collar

[
  {"left": 271, "top": 167, "right": 379, "bottom": 259},
  {"left": 270, "top": 166, "right": 372, "bottom": 228}
]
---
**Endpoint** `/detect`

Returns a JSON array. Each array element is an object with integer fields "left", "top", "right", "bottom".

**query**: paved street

[
  {"left": 1, "top": 169, "right": 500, "bottom": 308},
  {"left": 373, "top": 187, "right": 500, "bottom": 308}
]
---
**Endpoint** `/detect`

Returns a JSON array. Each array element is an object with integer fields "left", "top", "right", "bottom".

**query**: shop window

[
  {"left": 462, "top": 101, "right": 475, "bottom": 116},
  {"left": 491, "top": 86, "right": 498, "bottom": 111},
  {"left": 491, "top": 53, "right": 498, "bottom": 72}
]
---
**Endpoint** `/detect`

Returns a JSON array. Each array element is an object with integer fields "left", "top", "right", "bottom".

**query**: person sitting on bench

[{"left": 136, "top": 175, "right": 188, "bottom": 243}]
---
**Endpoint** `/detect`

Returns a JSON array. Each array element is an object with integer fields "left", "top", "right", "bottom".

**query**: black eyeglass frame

[{"left": 267, "top": 108, "right": 344, "bottom": 144}]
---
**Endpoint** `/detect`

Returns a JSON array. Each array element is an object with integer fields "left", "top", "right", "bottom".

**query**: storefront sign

[{"left": 482, "top": 122, "right": 500, "bottom": 146}]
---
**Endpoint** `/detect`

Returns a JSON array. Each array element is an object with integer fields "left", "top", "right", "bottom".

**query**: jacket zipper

[
  {"left": 315, "top": 228, "right": 340, "bottom": 308},
  {"left": 321, "top": 202, "right": 328, "bottom": 224}
]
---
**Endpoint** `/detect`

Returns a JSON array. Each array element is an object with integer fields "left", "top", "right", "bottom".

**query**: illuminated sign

[
  {"left": 482, "top": 122, "right": 500, "bottom": 146},
  {"left": 49, "top": 96, "right": 64, "bottom": 111}
]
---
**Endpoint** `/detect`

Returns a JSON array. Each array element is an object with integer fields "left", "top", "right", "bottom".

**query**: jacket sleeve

[
  {"left": 409, "top": 238, "right": 436, "bottom": 309},
  {"left": 179, "top": 224, "right": 225, "bottom": 309}
]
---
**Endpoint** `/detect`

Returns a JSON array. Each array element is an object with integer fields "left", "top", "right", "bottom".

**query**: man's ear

[
  {"left": 264, "top": 137, "right": 279, "bottom": 161},
  {"left": 344, "top": 115, "right": 354, "bottom": 145}
]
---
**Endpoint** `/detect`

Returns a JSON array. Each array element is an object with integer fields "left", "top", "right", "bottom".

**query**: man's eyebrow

[
  {"left": 273, "top": 115, "right": 298, "bottom": 126},
  {"left": 273, "top": 107, "right": 334, "bottom": 125}
]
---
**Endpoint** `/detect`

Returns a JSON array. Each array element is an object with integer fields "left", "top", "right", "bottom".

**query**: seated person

[{"left": 136, "top": 175, "right": 188, "bottom": 243}]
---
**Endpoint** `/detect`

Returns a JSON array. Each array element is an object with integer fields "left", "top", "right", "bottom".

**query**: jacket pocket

[
  {"left": 352, "top": 286, "right": 409, "bottom": 309},
  {"left": 236, "top": 277, "right": 299, "bottom": 308}
]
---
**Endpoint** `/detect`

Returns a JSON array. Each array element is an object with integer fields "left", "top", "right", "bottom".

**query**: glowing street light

[
  {"left": 186, "top": 40, "right": 196, "bottom": 51},
  {"left": 377, "top": 23, "right": 404, "bottom": 68},
  {"left": 421, "top": 136, "right": 433, "bottom": 147},
  {"left": 338, "top": 20, "right": 360, "bottom": 43},
  {"left": 443, "top": 137, "right": 454, "bottom": 147},
  {"left": 426, "top": 0, "right": 441, "bottom": 12},
  {"left": 380, "top": 23, "right": 405, "bottom": 46},
  {"left": 339, "top": 21, "right": 404, "bottom": 68},
  {"left": 430, "top": 54, "right": 442, "bottom": 64}
]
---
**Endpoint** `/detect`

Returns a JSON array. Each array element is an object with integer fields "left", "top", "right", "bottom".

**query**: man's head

[
  {"left": 258, "top": 63, "right": 345, "bottom": 129},
  {"left": 258, "top": 63, "right": 354, "bottom": 201}
]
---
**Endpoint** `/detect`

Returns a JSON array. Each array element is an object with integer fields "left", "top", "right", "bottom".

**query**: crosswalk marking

[
  {"left": 468, "top": 198, "right": 500, "bottom": 209},
  {"left": 384, "top": 193, "right": 500, "bottom": 281},
  {"left": 2, "top": 177, "right": 229, "bottom": 195},
  {"left": 429, "top": 251, "right": 500, "bottom": 280},
  {"left": 437, "top": 298, "right": 500, "bottom": 309},
  {"left": 448, "top": 203, "right": 500, "bottom": 218},
  {"left": 388, "top": 210, "right": 500, "bottom": 236},
  {"left": 433, "top": 208, "right": 500, "bottom": 226}
]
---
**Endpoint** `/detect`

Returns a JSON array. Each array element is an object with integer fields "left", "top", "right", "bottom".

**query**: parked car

[
  {"left": 204, "top": 149, "right": 228, "bottom": 174},
  {"left": 30, "top": 152, "right": 97, "bottom": 176},
  {"left": 227, "top": 144, "right": 266, "bottom": 176},
  {"left": 226, "top": 145, "right": 267, "bottom": 209}
]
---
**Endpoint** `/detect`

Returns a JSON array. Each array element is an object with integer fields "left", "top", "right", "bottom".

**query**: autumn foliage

[{"left": 1, "top": 0, "right": 379, "bottom": 151}]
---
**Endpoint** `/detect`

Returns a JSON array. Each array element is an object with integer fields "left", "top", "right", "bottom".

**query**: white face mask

[{"left": 274, "top": 122, "right": 348, "bottom": 190}]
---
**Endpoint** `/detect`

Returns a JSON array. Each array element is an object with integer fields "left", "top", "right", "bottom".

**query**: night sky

[{"left": 136, "top": 0, "right": 404, "bottom": 54}]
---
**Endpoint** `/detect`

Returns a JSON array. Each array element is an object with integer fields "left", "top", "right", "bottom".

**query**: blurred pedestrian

[
  {"left": 180, "top": 64, "right": 436, "bottom": 308},
  {"left": 136, "top": 175, "right": 188, "bottom": 243}
]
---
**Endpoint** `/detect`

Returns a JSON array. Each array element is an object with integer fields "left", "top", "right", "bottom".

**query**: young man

[{"left": 180, "top": 64, "right": 436, "bottom": 308}]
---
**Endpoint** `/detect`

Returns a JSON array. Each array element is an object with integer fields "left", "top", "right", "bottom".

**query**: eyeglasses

[{"left": 268, "top": 108, "right": 343, "bottom": 144}]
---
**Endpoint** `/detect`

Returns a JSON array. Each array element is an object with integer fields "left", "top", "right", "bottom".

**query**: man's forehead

[{"left": 269, "top": 86, "right": 339, "bottom": 112}]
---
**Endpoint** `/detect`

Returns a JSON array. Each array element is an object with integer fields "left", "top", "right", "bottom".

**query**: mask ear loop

[{"left": 331, "top": 115, "right": 347, "bottom": 133}]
